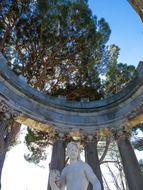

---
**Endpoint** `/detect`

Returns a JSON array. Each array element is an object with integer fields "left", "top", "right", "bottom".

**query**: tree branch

[{"left": 99, "top": 137, "right": 111, "bottom": 164}]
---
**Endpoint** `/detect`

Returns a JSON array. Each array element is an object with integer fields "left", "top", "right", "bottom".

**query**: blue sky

[{"left": 88, "top": 0, "right": 143, "bottom": 67}]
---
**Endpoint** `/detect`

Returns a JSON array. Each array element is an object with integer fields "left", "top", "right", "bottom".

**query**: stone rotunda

[{"left": 0, "top": 1, "right": 143, "bottom": 190}]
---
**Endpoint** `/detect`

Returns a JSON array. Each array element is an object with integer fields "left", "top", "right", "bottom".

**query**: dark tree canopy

[{"left": 0, "top": 0, "right": 112, "bottom": 100}]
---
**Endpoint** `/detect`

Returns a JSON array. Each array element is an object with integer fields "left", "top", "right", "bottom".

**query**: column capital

[
  {"left": 57, "top": 132, "right": 66, "bottom": 141},
  {"left": 51, "top": 131, "right": 67, "bottom": 143},
  {"left": 0, "top": 99, "right": 20, "bottom": 120},
  {"left": 65, "top": 129, "right": 84, "bottom": 144},
  {"left": 111, "top": 126, "right": 131, "bottom": 140},
  {"left": 84, "top": 133, "right": 99, "bottom": 144}
]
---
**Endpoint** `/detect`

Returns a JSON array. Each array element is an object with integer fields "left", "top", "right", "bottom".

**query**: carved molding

[
  {"left": 128, "top": 0, "right": 143, "bottom": 22},
  {"left": 83, "top": 133, "right": 99, "bottom": 144},
  {"left": 111, "top": 126, "right": 131, "bottom": 141},
  {"left": 1, "top": 53, "right": 143, "bottom": 134},
  {"left": 53, "top": 132, "right": 67, "bottom": 142},
  {"left": 16, "top": 115, "right": 53, "bottom": 132},
  {"left": 0, "top": 99, "right": 20, "bottom": 120}
]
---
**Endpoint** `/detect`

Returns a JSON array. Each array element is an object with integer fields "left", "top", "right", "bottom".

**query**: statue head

[{"left": 66, "top": 142, "right": 81, "bottom": 161}]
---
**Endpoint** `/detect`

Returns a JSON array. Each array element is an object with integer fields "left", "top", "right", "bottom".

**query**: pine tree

[
  {"left": 0, "top": 0, "right": 111, "bottom": 100},
  {"left": 103, "top": 44, "right": 136, "bottom": 96}
]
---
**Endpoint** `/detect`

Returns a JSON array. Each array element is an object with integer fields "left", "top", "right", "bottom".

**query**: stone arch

[{"left": 1, "top": 53, "right": 143, "bottom": 134}]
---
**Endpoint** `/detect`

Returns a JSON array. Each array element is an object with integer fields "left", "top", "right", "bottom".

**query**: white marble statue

[{"left": 49, "top": 142, "right": 101, "bottom": 190}]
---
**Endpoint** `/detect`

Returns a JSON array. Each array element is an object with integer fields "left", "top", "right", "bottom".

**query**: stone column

[
  {"left": 0, "top": 100, "right": 19, "bottom": 190},
  {"left": 114, "top": 128, "right": 143, "bottom": 190},
  {"left": 84, "top": 135, "right": 104, "bottom": 190},
  {"left": 47, "top": 133, "right": 66, "bottom": 190}
]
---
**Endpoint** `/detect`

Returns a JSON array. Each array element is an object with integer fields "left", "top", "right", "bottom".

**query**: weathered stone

[
  {"left": 49, "top": 142, "right": 101, "bottom": 190},
  {"left": 48, "top": 137, "right": 65, "bottom": 190},
  {"left": 116, "top": 130, "right": 143, "bottom": 190},
  {"left": 84, "top": 136, "right": 104, "bottom": 190},
  {"left": 129, "top": 0, "right": 143, "bottom": 22},
  {"left": 0, "top": 114, "right": 12, "bottom": 190},
  {"left": 0, "top": 99, "right": 21, "bottom": 189},
  {"left": 1, "top": 53, "right": 143, "bottom": 134}
]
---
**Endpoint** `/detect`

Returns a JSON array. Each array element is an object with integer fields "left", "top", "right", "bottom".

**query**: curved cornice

[
  {"left": 0, "top": 53, "right": 143, "bottom": 134},
  {"left": 128, "top": 0, "right": 143, "bottom": 22},
  {"left": 0, "top": 53, "right": 143, "bottom": 110}
]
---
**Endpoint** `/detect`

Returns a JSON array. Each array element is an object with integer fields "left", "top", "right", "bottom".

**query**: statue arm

[
  {"left": 50, "top": 183, "right": 61, "bottom": 190},
  {"left": 59, "top": 179, "right": 65, "bottom": 190},
  {"left": 49, "top": 170, "right": 61, "bottom": 190},
  {"left": 50, "top": 177, "right": 65, "bottom": 190},
  {"left": 84, "top": 163, "right": 101, "bottom": 190},
  {"left": 59, "top": 169, "right": 66, "bottom": 190}
]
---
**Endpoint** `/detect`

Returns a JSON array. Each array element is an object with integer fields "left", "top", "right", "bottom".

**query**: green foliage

[
  {"left": 102, "top": 44, "right": 136, "bottom": 96},
  {"left": 0, "top": 0, "right": 111, "bottom": 100},
  {"left": 24, "top": 127, "right": 50, "bottom": 164}
]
